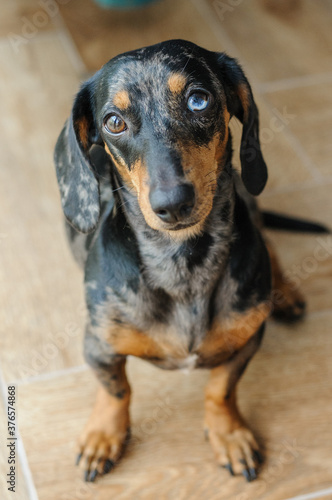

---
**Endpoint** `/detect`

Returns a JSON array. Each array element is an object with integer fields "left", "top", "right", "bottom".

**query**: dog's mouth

[
  {"left": 157, "top": 208, "right": 209, "bottom": 235},
  {"left": 166, "top": 220, "right": 197, "bottom": 231}
]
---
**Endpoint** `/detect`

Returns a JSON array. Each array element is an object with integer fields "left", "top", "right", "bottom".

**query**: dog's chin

[
  {"left": 163, "top": 205, "right": 213, "bottom": 237},
  {"left": 159, "top": 219, "right": 205, "bottom": 241}
]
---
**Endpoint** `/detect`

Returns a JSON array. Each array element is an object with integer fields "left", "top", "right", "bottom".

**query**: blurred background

[{"left": 0, "top": 1, "right": 331, "bottom": 499}]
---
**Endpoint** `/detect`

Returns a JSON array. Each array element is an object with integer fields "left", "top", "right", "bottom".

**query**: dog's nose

[{"left": 149, "top": 184, "right": 195, "bottom": 223}]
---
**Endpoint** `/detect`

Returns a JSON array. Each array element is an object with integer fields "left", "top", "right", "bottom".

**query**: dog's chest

[
  {"left": 137, "top": 230, "right": 229, "bottom": 299},
  {"left": 90, "top": 235, "right": 242, "bottom": 369},
  {"left": 103, "top": 264, "right": 216, "bottom": 342},
  {"left": 98, "top": 273, "right": 262, "bottom": 371}
]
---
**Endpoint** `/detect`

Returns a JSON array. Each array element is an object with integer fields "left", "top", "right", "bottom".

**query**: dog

[{"left": 54, "top": 39, "right": 323, "bottom": 483}]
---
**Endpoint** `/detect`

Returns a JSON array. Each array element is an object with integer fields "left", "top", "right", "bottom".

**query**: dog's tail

[{"left": 262, "top": 211, "right": 330, "bottom": 233}]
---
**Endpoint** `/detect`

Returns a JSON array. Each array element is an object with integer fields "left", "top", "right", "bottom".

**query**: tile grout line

[
  {"left": 285, "top": 486, "right": 332, "bottom": 500},
  {"left": 16, "top": 440, "right": 39, "bottom": 500},
  {"left": 0, "top": 364, "right": 39, "bottom": 500},
  {"left": 13, "top": 364, "right": 88, "bottom": 386},
  {"left": 305, "top": 309, "right": 332, "bottom": 320},
  {"left": 261, "top": 176, "right": 332, "bottom": 198}
]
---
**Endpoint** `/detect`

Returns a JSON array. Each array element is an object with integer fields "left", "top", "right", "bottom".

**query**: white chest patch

[{"left": 179, "top": 353, "right": 199, "bottom": 374}]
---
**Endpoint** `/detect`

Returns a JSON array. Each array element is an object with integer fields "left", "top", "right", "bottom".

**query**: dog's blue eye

[
  {"left": 104, "top": 114, "right": 127, "bottom": 134},
  {"left": 187, "top": 92, "right": 209, "bottom": 112}
]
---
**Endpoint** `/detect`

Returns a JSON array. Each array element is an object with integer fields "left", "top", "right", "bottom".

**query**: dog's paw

[
  {"left": 76, "top": 390, "right": 130, "bottom": 482},
  {"left": 205, "top": 425, "right": 263, "bottom": 482},
  {"left": 272, "top": 282, "right": 306, "bottom": 323},
  {"left": 76, "top": 427, "right": 130, "bottom": 482}
]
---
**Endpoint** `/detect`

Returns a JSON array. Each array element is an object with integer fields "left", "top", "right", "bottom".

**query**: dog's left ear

[
  {"left": 216, "top": 53, "right": 268, "bottom": 195},
  {"left": 54, "top": 79, "right": 103, "bottom": 233}
]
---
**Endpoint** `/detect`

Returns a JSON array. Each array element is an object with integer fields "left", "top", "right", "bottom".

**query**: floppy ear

[
  {"left": 216, "top": 53, "right": 268, "bottom": 196},
  {"left": 54, "top": 81, "right": 102, "bottom": 233}
]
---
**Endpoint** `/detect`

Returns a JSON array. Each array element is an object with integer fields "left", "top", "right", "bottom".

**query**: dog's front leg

[
  {"left": 77, "top": 332, "right": 131, "bottom": 482},
  {"left": 204, "top": 326, "right": 265, "bottom": 482}
]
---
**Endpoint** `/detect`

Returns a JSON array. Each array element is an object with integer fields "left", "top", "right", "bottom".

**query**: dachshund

[{"left": 54, "top": 39, "right": 324, "bottom": 483}]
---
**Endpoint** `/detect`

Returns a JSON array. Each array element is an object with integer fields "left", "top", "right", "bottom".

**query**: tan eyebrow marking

[
  {"left": 113, "top": 90, "right": 131, "bottom": 110},
  {"left": 167, "top": 73, "right": 187, "bottom": 94}
]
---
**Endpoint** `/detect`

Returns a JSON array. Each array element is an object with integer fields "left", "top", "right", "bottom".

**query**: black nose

[{"left": 149, "top": 184, "right": 195, "bottom": 223}]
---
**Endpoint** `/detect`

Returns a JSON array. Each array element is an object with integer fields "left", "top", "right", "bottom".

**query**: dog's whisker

[
  {"left": 95, "top": 173, "right": 111, "bottom": 181},
  {"left": 111, "top": 185, "right": 127, "bottom": 193},
  {"left": 117, "top": 199, "right": 131, "bottom": 210}
]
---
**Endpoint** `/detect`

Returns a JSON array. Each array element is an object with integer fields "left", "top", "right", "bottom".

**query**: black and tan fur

[{"left": 54, "top": 40, "right": 312, "bottom": 483}]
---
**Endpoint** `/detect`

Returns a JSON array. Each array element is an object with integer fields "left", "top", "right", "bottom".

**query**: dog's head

[{"left": 55, "top": 40, "right": 267, "bottom": 235}]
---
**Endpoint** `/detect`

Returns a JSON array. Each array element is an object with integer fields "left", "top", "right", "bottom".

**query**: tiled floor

[{"left": 0, "top": 0, "right": 331, "bottom": 499}]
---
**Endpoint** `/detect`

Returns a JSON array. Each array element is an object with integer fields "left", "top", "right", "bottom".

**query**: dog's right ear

[
  {"left": 54, "top": 80, "right": 102, "bottom": 233},
  {"left": 216, "top": 53, "right": 268, "bottom": 196}
]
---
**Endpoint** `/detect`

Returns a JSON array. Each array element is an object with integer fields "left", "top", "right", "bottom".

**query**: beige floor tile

[
  {"left": 260, "top": 183, "right": 331, "bottom": 233},
  {"left": 0, "top": 35, "right": 85, "bottom": 383},
  {"left": 260, "top": 183, "right": 332, "bottom": 314},
  {"left": 264, "top": 83, "right": 332, "bottom": 178},
  {"left": 0, "top": 387, "right": 30, "bottom": 499},
  {"left": 204, "top": 0, "right": 332, "bottom": 82},
  {"left": 58, "top": 0, "right": 226, "bottom": 71},
  {"left": 1, "top": 0, "right": 57, "bottom": 38},
  {"left": 18, "top": 311, "right": 332, "bottom": 499}
]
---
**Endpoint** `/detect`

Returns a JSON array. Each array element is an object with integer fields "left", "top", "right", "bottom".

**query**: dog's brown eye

[
  {"left": 187, "top": 92, "right": 209, "bottom": 112},
  {"left": 105, "top": 114, "right": 127, "bottom": 134}
]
